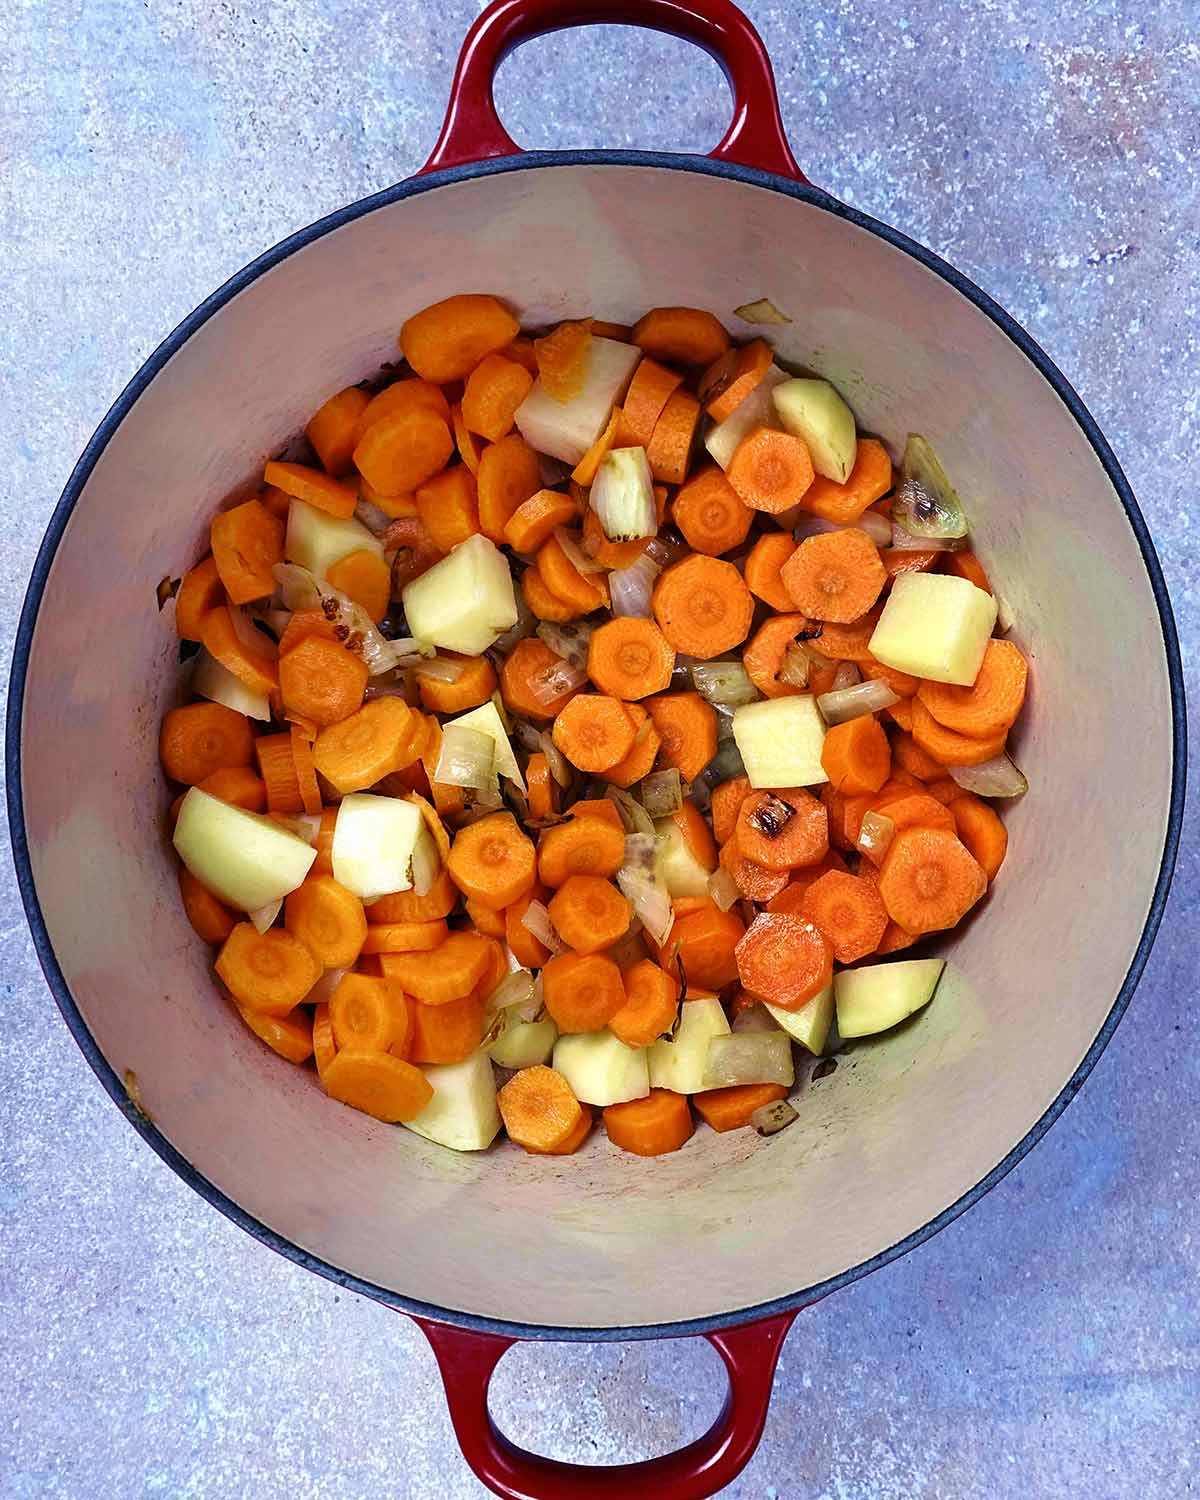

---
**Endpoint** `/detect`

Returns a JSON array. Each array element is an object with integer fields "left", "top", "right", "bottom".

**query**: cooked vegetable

[
  {"left": 552, "top": 694, "right": 638, "bottom": 773},
  {"left": 735, "top": 911, "right": 832, "bottom": 1011},
  {"left": 616, "top": 357, "right": 683, "bottom": 447},
  {"left": 691, "top": 660, "right": 758, "bottom": 708},
  {"left": 869, "top": 573, "right": 999, "bottom": 686},
  {"left": 781, "top": 528, "right": 886, "bottom": 624},
  {"left": 702, "top": 1032, "right": 794, "bottom": 1090},
  {"left": 946, "top": 752, "right": 1028, "bottom": 799},
  {"left": 765, "top": 980, "right": 834, "bottom": 1055},
  {"left": 587, "top": 617, "right": 675, "bottom": 700},
  {"left": 802, "top": 438, "right": 893, "bottom": 526},
  {"left": 515, "top": 337, "right": 641, "bottom": 464},
  {"left": 735, "top": 788, "right": 828, "bottom": 871},
  {"left": 727, "top": 426, "right": 815, "bottom": 515},
  {"left": 400, "top": 293, "right": 520, "bottom": 383},
  {"left": 404, "top": 1050, "right": 502, "bottom": 1152},
  {"left": 553, "top": 1029, "right": 650, "bottom": 1107},
  {"left": 330, "top": 793, "right": 424, "bottom": 901},
  {"left": 633, "top": 306, "right": 730, "bottom": 367},
  {"left": 835, "top": 958, "right": 945, "bottom": 1038},
  {"left": 916, "top": 639, "right": 1028, "bottom": 738},
  {"left": 704, "top": 364, "right": 787, "bottom": 470},
  {"left": 591, "top": 446, "right": 657, "bottom": 541},
  {"left": 644, "top": 692, "right": 717, "bottom": 783},
  {"left": 893, "top": 434, "right": 968, "bottom": 539},
  {"left": 609, "top": 959, "right": 680, "bottom": 1048},
  {"left": 402, "top": 535, "right": 519, "bottom": 655},
  {"left": 817, "top": 677, "right": 900, "bottom": 726},
  {"left": 174, "top": 788, "right": 316, "bottom": 913},
  {"left": 731, "top": 696, "right": 827, "bottom": 789},
  {"left": 647, "top": 996, "right": 730, "bottom": 1094},
  {"left": 772, "top": 377, "right": 857, "bottom": 483},
  {"left": 652, "top": 554, "right": 753, "bottom": 660}
]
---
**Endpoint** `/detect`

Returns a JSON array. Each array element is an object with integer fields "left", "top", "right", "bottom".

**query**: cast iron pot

[{"left": 8, "top": 1, "right": 1185, "bottom": 1495}]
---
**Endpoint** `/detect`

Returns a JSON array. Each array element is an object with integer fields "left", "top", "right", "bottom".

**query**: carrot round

[
  {"left": 878, "top": 826, "right": 987, "bottom": 935},
  {"left": 364, "top": 918, "right": 450, "bottom": 953},
  {"left": 910, "top": 698, "right": 1008, "bottom": 767},
  {"left": 533, "top": 318, "right": 593, "bottom": 402},
  {"left": 587, "top": 617, "right": 675, "bottom": 701},
  {"left": 368, "top": 866, "right": 458, "bottom": 923},
  {"left": 604, "top": 705, "right": 661, "bottom": 788},
  {"left": 917, "top": 639, "right": 1029, "bottom": 739},
  {"left": 257, "top": 484, "right": 292, "bottom": 520},
  {"left": 209, "top": 499, "right": 285, "bottom": 605},
  {"left": 694, "top": 1081, "right": 788, "bottom": 1133},
  {"left": 525, "top": 1103, "right": 594, "bottom": 1156},
  {"left": 462, "top": 352, "right": 534, "bottom": 442},
  {"left": 924, "top": 777, "right": 967, "bottom": 806},
  {"left": 330, "top": 973, "right": 409, "bottom": 1053},
  {"left": 875, "top": 921, "right": 918, "bottom": 955},
  {"left": 551, "top": 694, "right": 637, "bottom": 773},
  {"left": 735, "top": 788, "right": 829, "bottom": 871},
  {"left": 604, "top": 1089, "right": 693, "bottom": 1157},
  {"left": 216, "top": 923, "right": 321, "bottom": 1017},
  {"left": 666, "top": 904, "right": 745, "bottom": 989},
  {"left": 615, "top": 357, "right": 683, "bottom": 447},
  {"left": 717, "top": 840, "right": 789, "bottom": 903},
  {"left": 781, "top": 528, "right": 886, "bottom": 624},
  {"left": 872, "top": 786, "right": 956, "bottom": 833},
  {"left": 542, "top": 952, "right": 626, "bottom": 1033},
  {"left": 881, "top": 547, "right": 939, "bottom": 580},
  {"left": 498, "top": 1064, "right": 585, "bottom": 1151},
  {"left": 522, "top": 564, "right": 585, "bottom": 622},
  {"left": 477, "top": 432, "right": 542, "bottom": 542},
  {"left": 505, "top": 884, "right": 552, "bottom": 968},
  {"left": 821, "top": 715, "right": 891, "bottom": 795},
  {"left": 891, "top": 730, "right": 947, "bottom": 783},
  {"left": 643, "top": 691, "right": 717, "bottom": 783},
  {"left": 400, "top": 294, "right": 520, "bottom": 383},
  {"left": 202, "top": 605, "right": 279, "bottom": 697},
  {"left": 175, "top": 555, "right": 225, "bottom": 640},
  {"left": 800, "top": 869, "right": 888, "bottom": 963},
  {"left": 353, "top": 407, "right": 453, "bottom": 496},
  {"left": 254, "top": 732, "right": 303, "bottom": 813},
  {"left": 727, "top": 426, "right": 815, "bottom": 514},
  {"left": 743, "top": 613, "right": 814, "bottom": 698},
  {"left": 608, "top": 959, "right": 680, "bottom": 1047},
  {"left": 668, "top": 799, "right": 717, "bottom": 871},
  {"left": 312, "top": 697, "right": 421, "bottom": 793},
  {"left": 743, "top": 532, "right": 797, "bottom": 612},
  {"left": 289, "top": 728, "right": 323, "bottom": 816},
  {"left": 413, "top": 465, "right": 481, "bottom": 554},
  {"left": 356, "top": 380, "right": 451, "bottom": 446},
  {"left": 447, "top": 811, "right": 536, "bottom": 910},
  {"left": 416, "top": 653, "right": 496, "bottom": 715},
  {"left": 408, "top": 991, "right": 486, "bottom": 1066},
  {"left": 735, "top": 911, "right": 832, "bottom": 1012},
  {"left": 536, "top": 535, "right": 606, "bottom": 614},
  {"left": 633, "top": 306, "right": 730, "bottom": 367},
  {"left": 321, "top": 1047, "right": 432, "bottom": 1122},
  {"left": 703, "top": 338, "right": 773, "bottom": 422},
  {"left": 802, "top": 438, "right": 893, "bottom": 524},
  {"left": 710, "top": 775, "right": 751, "bottom": 846},
  {"left": 886, "top": 699, "right": 914, "bottom": 733},
  {"left": 170, "top": 763, "right": 265, "bottom": 819},
  {"left": 285, "top": 874, "right": 367, "bottom": 968},
  {"left": 306, "top": 386, "right": 371, "bottom": 476},
  {"left": 178, "top": 866, "right": 236, "bottom": 946},
  {"left": 645, "top": 389, "right": 701, "bottom": 485},
  {"left": 537, "top": 814, "right": 625, "bottom": 888},
  {"left": 652, "top": 555, "right": 753, "bottom": 660},
  {"left": 821, "top": 784, "right": 875, "bottom": 852},
  {"left": 263, "top": 460, "right": 357, "bottom": 520},
  {"left": 547, "top": 875, "right": 631, "bottom": 956},
  {"left": 380, "top": 929, "right": 493, "bottom": 1005},
  {"left": 945, "top": 549, "right": 992, "bottom": 593},
  {"left": 498, "top": 638, "right": 575, "bottom": 721},
  {"left": 503, "top": 488, "right": 580, "bottom": 554},
  {"left": 765, "top": 849, "right": 850, "bottom": 914},
  {"left": 862, "top": 658, "right": 920, "bottom": 698},
  {"left": 279, "top": 635, "right": 369, "bottom": 727},
  {"left": 807, "top": 609, "right": 883, "bottom": 663},
  {"left": 160, "top": 701, "right": 254, "bottom": 785},
  {"left": 236, "top": 1004, "right": 314, "bottom": 1064},
  {"left": 451, "top": 401, "right": 485, "bottom": 475},
  {"left": 672, "top": 465, "right": 754, "bottom": 556},
  {"left": 312, "top": 1001, "right": 337, "bottom": 1077},
  {"left": 951, "top": 792, "right": 1009, "bottom": 881}
]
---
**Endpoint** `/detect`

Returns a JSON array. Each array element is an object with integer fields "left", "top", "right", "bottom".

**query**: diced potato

[
  {"left": 835, "top": 958, "right": 945, "bottom": 1039},
  {"left": 514, "top": 337, "right": 642, "bottom": 464},
  {"left": 704, "top": 365, "right": 787, "bottom": 469},
  {"left": 331, "top": 793, "right": 423, "bottom": 901},
  {"left": 654, "top": 816, "right": 712, "bottom": 899},
  {"left": 444, "top": 699, "right": 525, "bottom": 791},
  {"left": 732, "top": 696, "right": 827, "bottom": 789},
  {"left": 192, "top": 648, "right": 271, "bottom": 721},
  {"left": 553, "top": 1028, "right": 649, "bottom": 1107},
  {"left": 285, "top": 498, "right": 382, "bottom": 578},
  {"left": 401, "top": 534, "right": 518, "bottom": 655},
  {"left": 404, "top": 1050, "right": 501, "bottom": 1152},
  {"left": 173, "top": 787, "right": 316, "bottom": 912},
  {"left": 767, "top": 983, "right": 834, "bottom": 1055},
  {"left": 869, "top": 574, "right": 998, "bottom": 686},
  {"left": 647, "top": 996, "right": 730, "bottom": 1094},
  {"left": 701, "top": 1032, "right": 794, "bottom": 1089},
  {"left": 772, "top": 377, "right": 857, "bottom": 483},
  {"left": 490, "top": 1015, "right": 558, "bottom": 1070}
]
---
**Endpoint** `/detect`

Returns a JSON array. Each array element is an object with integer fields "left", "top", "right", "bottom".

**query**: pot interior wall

[{"left": 21, "top": 163, "right": 1173, "bottom": 1330}]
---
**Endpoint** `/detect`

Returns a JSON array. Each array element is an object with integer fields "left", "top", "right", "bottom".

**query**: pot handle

[
  {"left": 416, "top": 1308, "right": 796, "bottom": 1500},
  {"left": 419, "top": 0, "right": 805, "bottom": 182}
]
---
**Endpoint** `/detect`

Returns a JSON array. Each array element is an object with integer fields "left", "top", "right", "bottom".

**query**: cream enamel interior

[{"left": 21, "top": 163, "right": 1174, "bottom": 1331}]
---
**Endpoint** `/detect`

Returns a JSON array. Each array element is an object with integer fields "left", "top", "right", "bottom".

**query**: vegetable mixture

[{"left": 162, "top": 295, "right": 1028, "bottom": 1158}]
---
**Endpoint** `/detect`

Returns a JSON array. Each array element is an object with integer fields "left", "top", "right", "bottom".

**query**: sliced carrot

[
  {"left": 743, "top": 613, "right": 815, "bottom": 699},
  {"left": 477, "top": 432, "right": 541, "bottom": 542},
  {"left": 615, "top": 358, "right": 683, "bottom": 448},
  {"left": 460, "top": 352, "right": 533, "bottom": 442},
  {"left": 263, "top": 460, "right": 357, "bottom": 520},
  {"left": 643, "top": 691, "right": 717, "bottom": 783},
  {"left": 807, "top": 608, "right": 883, "bottom": 663},
  {"left": 504, "top": 488, "right": 580, "bottom": 554},
  {"left": 360, "top": 478, "right": 420, "bottom": 519},
  {"left": 414, "top": 656, "right": 493, "bottom": 718},
  {"left": 367, "top": 866, "right": 458, "bottom": 923},
  {"left": 356, "top": 380, "right": 451, "bottom": 448},
  {"left": 411, "top": 465, "right": 481, "bottom": 554},
  {"left": 285, "top": 874, "right": 367, "bottom": 967},
  {"left": 886, "top": 767, "right": 925, "bottom": 792},
  {"left": 781, "top": 528, "right": 886, "bottom": 623},
  {"left": 924, "top": 777, "right": 967, "bottom": 806},
  {"left": 693, "top": 1081, "right": 788, "bottom": 1133},
  {"left": 604, "top": 704, "right": 661, "bottom": 788},
  {"left": 547, "top": 875, "right": 631, "bottom": 956},
  {"left": 287, "top": 728, "right": 321, "bottom": 816},
  {"left": 525, "top": 1103, "right": 594, "bottom": 1155},
  {"left": 800, "top": 869, "right": 888, "bottom": 963},
  {"left": 633, "top": 306, "right": 730, "bottom": 367},
  {"left": 666, "top": 904, "right": 744, "bottom": 989},
  {"left": 216, "top": 923, "right": 321, "bottom": 1017},
  {"left": 522, "top": 564, "right": 585, "bottom": 622},
  {"left": 608, "top": 959, "right": 680, "bottom": 1047},
  {"left": 497, "top": 637, "right": 576, "bottom": 722},
  {"left": 201, "top": 606, "right": 279, "bottom": 696},
  {"left": 257, "top": 483, "right": 292, "bottom": 520},
  {"left": 765, "top": 849, "right": 850, "bottom": 913},
  {"left": 872, "top": 788, "right": 956, "bottom": 837},
  {"left": 886, "top": 698, "right": 914, "bottom": 732},
  {"left": 525, "top": 755, "right": 557, "bottom": 821},
  {"left": 734, "top": 911, "right": 832, "bottom": 1012},
  {"left": 878, "top": 826, "right": 987, "bottom": 935},
  {"left": 951, "top": 793, "right": 1008, "bottom": 881},
  {"left": 672, "top": 464, "right": 754, "bottom": 556},
  {"left": 253, "top": 732, "right": 303, "bottom": 813},
  {"left": 703, "top": 338, "right": 773, "bottom": 422},
  {"left": 379, "top": 929, "right": 492, "bottom": 1005},
  {"left": 236, "top": 1003, "right": 314, "bottom": 1064},
  {"left": 353, "top": 407, "right": 453, "bottom": 496},
  {"left": 891, "top": 730, "right": 946, "bottom": 783},
  {"left": 542, "top": 952, "right": 626, "bottom": 1033},
  {"left": 533, "top": 318, "right": 593, "bottom": 402},
  {"left": 311, "top": 806, "right": 337, "bottom": 876},
  {"left": 552, "top": 694, "right": 637, "bottom": 773},
  {"left": 364, "top": 917, "right": 450, "bottom": 953},
  {"left": 311, "top": 697, "right": 422, "bottom": 793},
  {"left": 570, "top": 798, "right": 624, "bottom": 826},
  {"left": 802, "top": 438, "right": 892, "bottom": 524},
  {"left": 735, "top": 788, "right": 829, "bottom": 871},
  {"left": 178, "top": 866, "right": 236, "bottom": 945},
  {"left": 209, "top": 500, "right": 284, "bottom": 607},
  {"left": 717, "top": 839, "right": 789, "bottom": 903},
  {"left": 175, "top": 555, "right": 225, "bottom": 640},
  {"left": 586, "top": 617, "right": 675, "bottom": 700},
  {"left": 917, "top": 639, "right": 1028, "bottom": 739},
  {"left": 278, "top": 635, "right": 369, "bottom": 727},
  {"left": 727, "top": 426, "right": 814, "bottom": 514},
  {"left": 498, "top": 1064, "right": 584, "bottom": 1151},
  {"left": 570, "top": 407, "right": 621, "bottom": 487},
  {"left": 325, "top": 549, "right": 391, "bottom": 624},
  {"left": 910, "top": 698, "right": 1008, "bottom": 768},
  {"left": 451, "top": 402, "right": 485, "bottom": 475},
  {"left": 321, "top": 1047, "right": 431, "bottom": 1122},
  {"left": 875, "top": 920, "right": 918, "bottom": 955},
  {"left": 604, "top": 1088, "right": 693, "bottom": 1156},
  {"left": 580, "top": 508, "right": 649, "bottom": 572},
  {"left": 160, "top": 701, "right": 254, "bottom": 785},
  {"left": 408, "top": 991, "right": 486, "bottom": 1066},
  {"left": 711, "top": 775, "right": 752, "bottom": 846},
  {"left": 305, "top": 386, "right": 371, "bottom": 476},
  {"left": 384, "top": 514, "right": 445, "bottom": 591},
  {"left": 945, "top": 550, "right": 992, "bottom": 593},
  {"left": 536, "top": 534, "right": 607, "bottom": 614},
  {"left": 862, "top": 658, "right": 920, "bottom": 698},
  {"left": 537, "top": 814, "right": 626, "bottom": 887},
  {"left": 400, "top": 294, "right": 520, "bottom": 383},
  {"left": 504, "top": 883, "right": 550, "bottom": 967},
  {"left": 447, "top": 811, "right": 537, "bottom": 910},
  {"left": 882, "top": 547, "right": 939, "bottom": 579},
  {"left": 312, "top": 1001, "right": 337, "bottom": 1078},
  {"left": 821, "top": 715, "right": 891, "bottom": 795},
  {"left": 820, "top": 784, "right": 875, "bottom": 852},
  {"left": 276, "top": 608, "right": 336, "bottom": 657},
  {"left": 502, "top": 337, "right": 537, "bottom": 376},
  {"left": 645, "top": 389, "right": 701, "bottom": 485},
  {"left": 742, "top": 532, "right": 797, "bottom": 612},
  {"left": 652, "top": 555, "right": 753, "bottom": 660},
  {"left": 329, "top": 972, "right": 408, "bottom": 1052}
]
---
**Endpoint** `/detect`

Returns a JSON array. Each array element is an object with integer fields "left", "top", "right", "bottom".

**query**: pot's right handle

[
  {"left": 420, "top": 0, "right": 806, "bottom": 182},
  {"left": 418, "top": 1309, "right": 796, "bottom": 1500}
]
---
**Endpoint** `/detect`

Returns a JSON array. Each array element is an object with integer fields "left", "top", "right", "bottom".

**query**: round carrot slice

[
  {"left": 734, "top": 911, "right": 832, "bottom": 1011},
  {"left": 916, "top": 639, "right": 1028, "bottom": 739},
  {"left": 735, "top": 788, "right": 830, "bottom": 871},
  {"left": 878, "top": 826, "right": 987, "bottom": 935}
]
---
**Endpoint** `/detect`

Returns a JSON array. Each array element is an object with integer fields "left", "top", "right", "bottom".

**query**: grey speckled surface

[{"left": 2, "top": 2, "right": 1197, "bottom": 1496}]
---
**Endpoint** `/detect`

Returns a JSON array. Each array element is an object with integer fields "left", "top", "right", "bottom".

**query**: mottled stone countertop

[{"left": 1, "top": 2, "right": 1196, "bottom": 1496}]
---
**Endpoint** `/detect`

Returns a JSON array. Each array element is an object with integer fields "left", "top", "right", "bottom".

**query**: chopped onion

[
  {"left": 616, "top": 859, "right": 673, "bottom": 947},
  {"left": 364, "top": 675, "right": 417, "bottom": 703},
  {"left": 604, "top": 785, "right": 656, "bottom": 837},
  {"left": 856, "top": 810, "right": 895, "bottom": 864},
  {"left": 640, "top": 768, "right": 684, "bottom": 818},
  {"left": 530, "top": 657, "right": 589, "bottom": 705},
  {"left": 434, "top": 724, "right": 497, "bottom": 789},
  {"left": 538, "top": 453, "right": 573, "bottom": 488},
  {"left": 831, "top": 661, "right": 861, "bottom": 693},
  {"left": 492, "top": 587, "right": 536, "bottom": 655},
  {"left": 702, "top": 1033, "right": 794, "bottom": 1089},
  {"left": 817, "top": 678, "right": 900, "bottom": 725},
  {"left": 794, "top": 511, "right": 891, "bottom": 549},
  {"left": 778, "top": 641, "right": 810, "bottom": 690},
  {"left": 752, "top": 1099, "right": 799, "bottom": 1136},
  {"left": 996, "top": 594, "right": 1016, "bottom": 633},
  {"left": 591, "top": 447, "right": 657, "bottom": 541},
  {"left": 521, "top": 899, "right": 567, "bottom": 956},
  {"left": 354, "top": 497, "right": 394, "bottom": 536},
  {"left": 269, "top": 812, "right": 321, "bottom": 844},
  {"left": 702, "top": 736, "right": 746, "bottom": 784},
  {"left": 230, "top": 604, "right": 278, "bottom": 662},
  {"left": 707, "top": 866, "right": 740, "bottom": 912},
  {"left": 609, "top": 549, "right": 662, "bottom": 618},
  {"left": 538, "top": 731, "right": 573, "bottom": 788},
  {"left": 252, "top": 606, "right": 293, "bottom": 639},
  {"left": 691, "top": 660, "right": 758, "bottom": 707},
  {"left": 747, "top": 793, "right": 796, "bottom": 842},
  {"left": 733, "top": 297, "right": 792, "bottom": 325},
  {"left": 948, "top": 752, "right": 1028, "bottom": 798},
  {"left": 553, "top": 525, "right": 606, "bottom": 575},
  {"left": 249, "top": 898, "right": 282, "bottom": 934},
  {"left": 486, "top": 968, "right": 536, "bottom": 1015},
  {"left": 893, "top": 434, "right": 969, "bottom": 538},
  {"left": 536, "top": 620, "right": 594, "bottom": 670},
  {"left": 305, "top": 967, "right": 347, "bottom": 1006},
  {"left": 273, "top": 563, "right": 424, "bottom": 676},
  {"left": 645, "top": 534, "right": 687, "bottom": 568},
  {"left": 889, "top": 521, "right": 965, "bottom": 553},
  {"left": 415, "top": 656, "right": 466, "bottom": 684}
]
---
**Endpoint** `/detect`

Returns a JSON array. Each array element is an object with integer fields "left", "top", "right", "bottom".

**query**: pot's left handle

[
  {"left": 419, "top": 0, "right": 805, "bottom": 182},
  {"left": 416, "top": 1310, "right": 795, "bottom": 1500}
]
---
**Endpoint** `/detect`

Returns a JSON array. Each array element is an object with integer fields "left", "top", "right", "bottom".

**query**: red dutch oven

[{"left": 9, "top": 1, "right": 1185, "bottom": 1496}]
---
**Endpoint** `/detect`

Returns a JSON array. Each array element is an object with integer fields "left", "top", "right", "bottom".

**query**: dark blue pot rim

[{"left": 7, "top": 149, "right": 1187, "bottom": 1344}]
